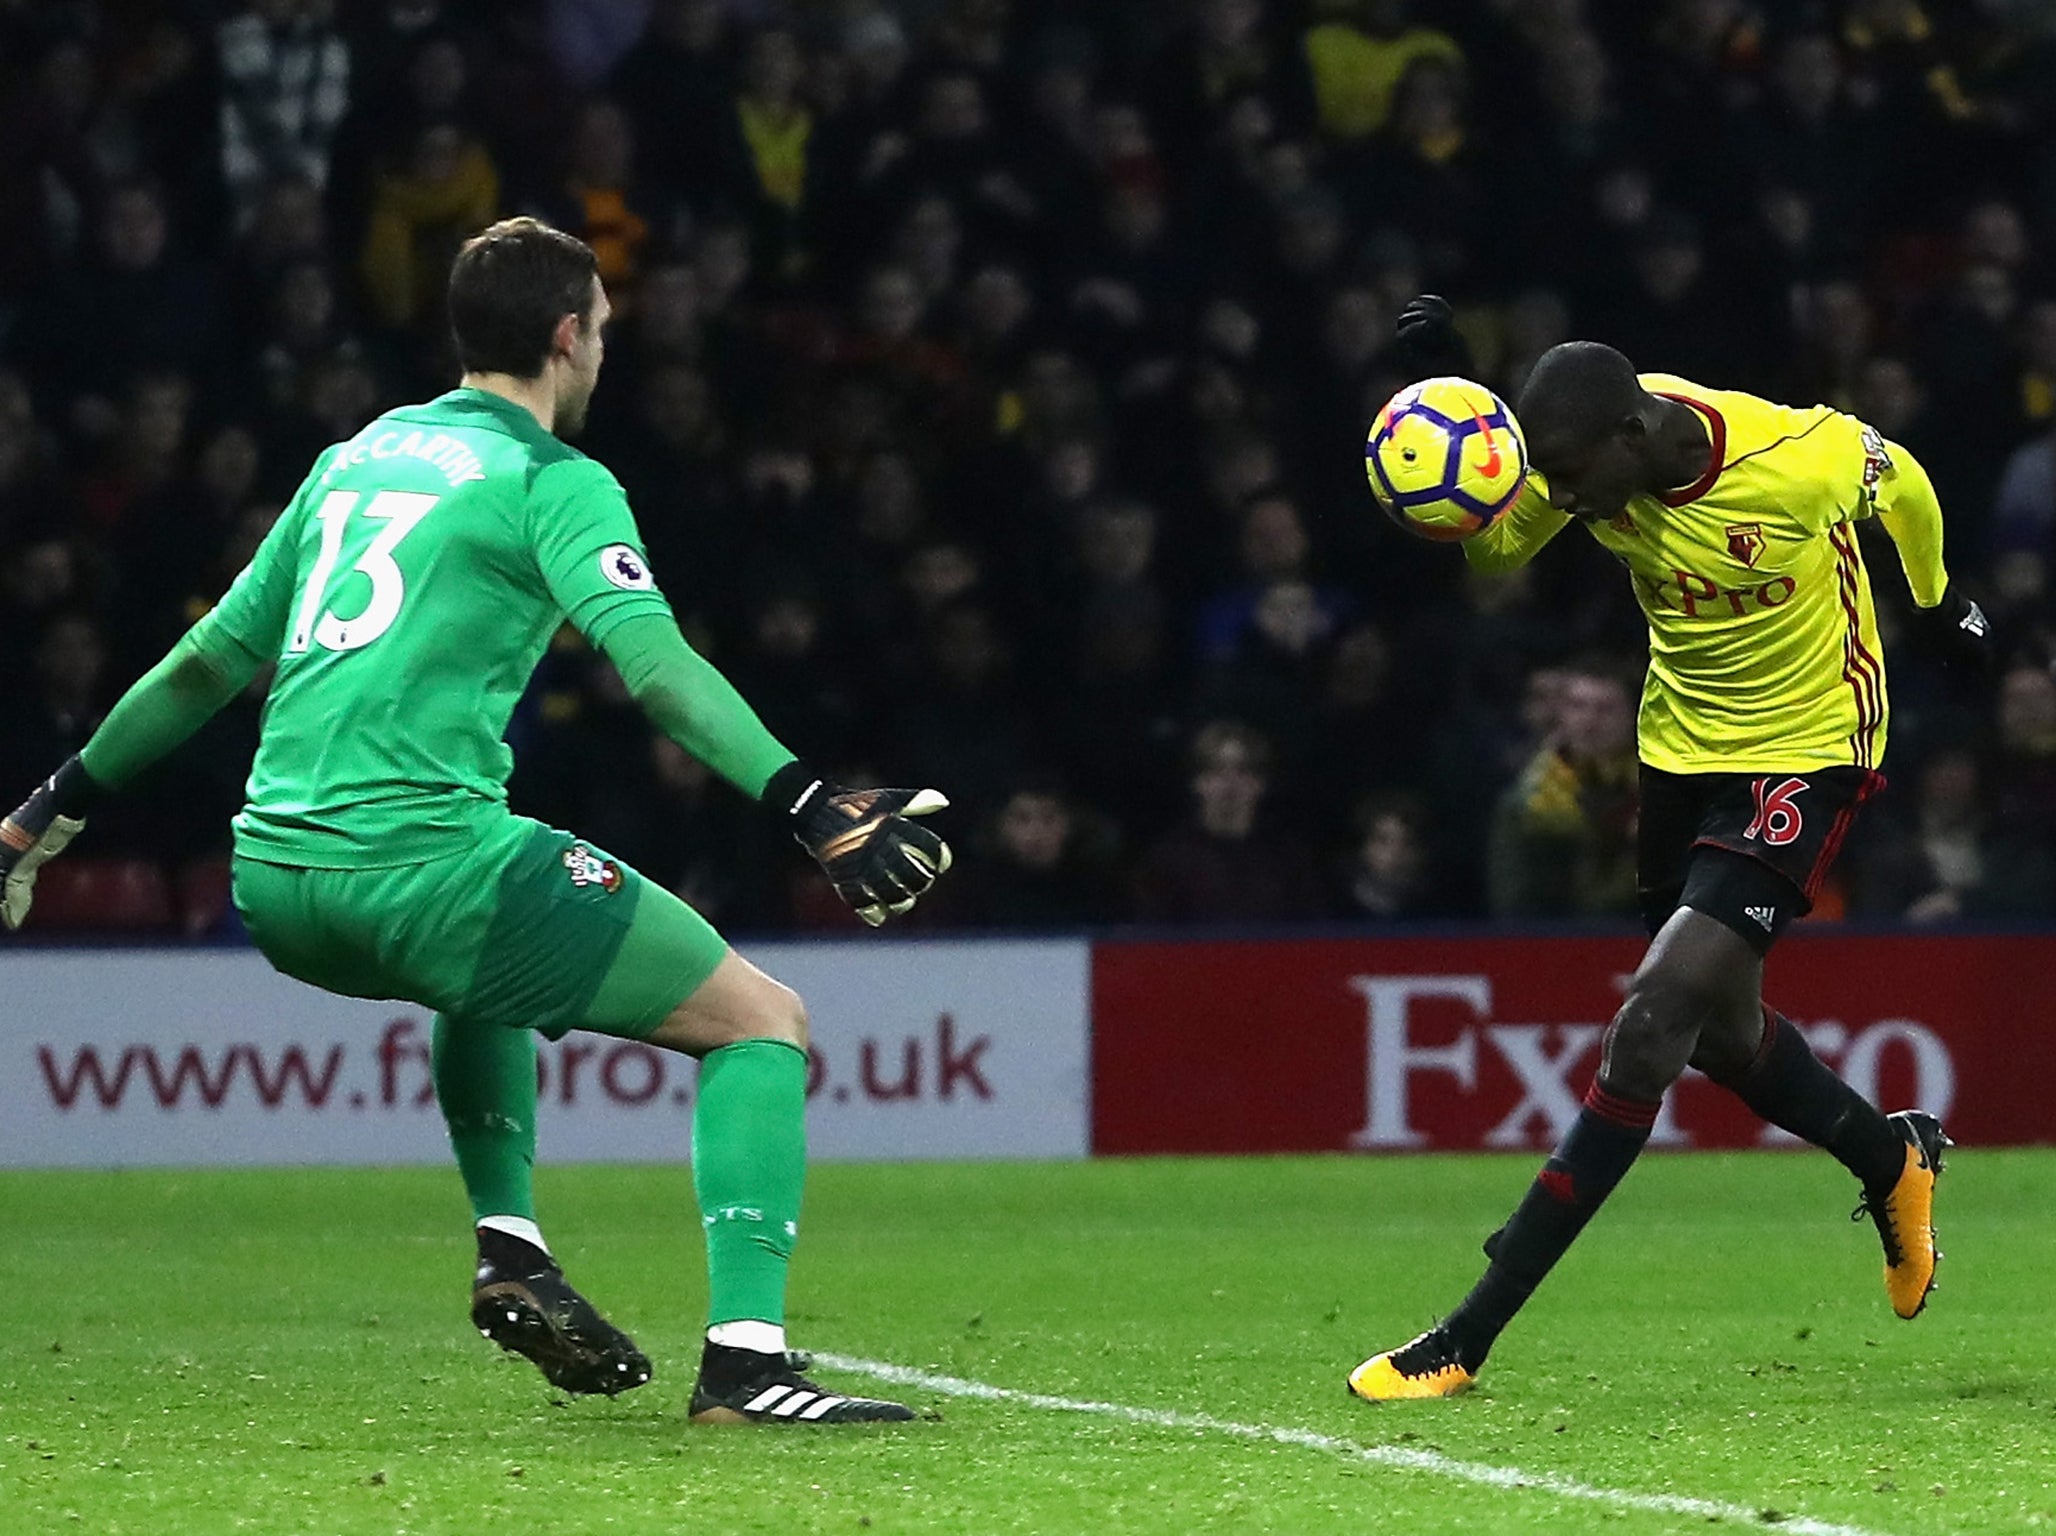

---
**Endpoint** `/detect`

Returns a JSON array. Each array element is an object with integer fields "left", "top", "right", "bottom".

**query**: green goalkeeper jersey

[{"left": 217, "top": 388, "right": 675, "bottom": 869}]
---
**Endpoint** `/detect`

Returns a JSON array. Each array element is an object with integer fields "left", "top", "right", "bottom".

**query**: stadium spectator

[
  {"left": 1197, "top": 494, "right": 1316, "bottom": 658},
  {"left": 0, "top": 373, "right": 69, "bottom": 555},
  {"left": 358, "top": 118, "right": 499, "bottom": 335},
  {"left": 1496, "top": 286, "right": 1574, "bottom": 400},
  {"left": 528, "top": 99, "right": 655, "bottom": 296},
  {"left": 611, "top": 0, "right": 733, "bottom": 203},
  {"left": 4, "top": 0, "right": 2055, "bottom": 932},
  {"left": 1336, "top": 791, "right": 1441, "bottom": 920},
  {"left": 0, "top": 611, "right": 107, "bottom": 799},
  {"left": 598, "top": 360, "right": 740, "bottom": 594},
  {"left": 1500, "top": 29, "right": 1626, "bottom": 293},
  {"left": 1132, "top": 719, "right": 1324, "bottom": 925},
  {"left": 716, "top": 26, "right": 817, "bottom": 279},
  {"left": 1854, "top": 748, "right": 1997, "bottom": 922},
  {"left": 156, "top": 425, "right": 268, "bottom": 612},
  {"left": 1916, "top": 255, "right": 2022, "bottom": 502},
  {"left": 1991, "top": 418, "right": 2056, "bottom": 559},
  {"left": 1486, "top": 659, "right": 1640, "bottom": 920},
  {"left": 0, "top": 37, "right": 103, "bottom": 304},
  {"left": 939, "top": 778, "right": 1124, "bottom": 929},
  {"left": 1720, "top": 183, "right": 1826, "bottom": 361},
  {"left": 1157, "top": 0, "right": 1315, "bottom": 156},
  {"left": 1298, "top": 622, "right": 1417, "bottom": 832},
  {"left": 76, "top": 371, "right": 195, "bottom": 541},
  {"left": 21, "top": 178, "right": 221, "bottom": 434},
  {"left": 1058, "top": 497, "right": 1162, "bottom": 658},
  {"left": 1302, "top": 0, "right": 1462, "bottom": 144},
  {"left": 252, "top": 258, "right": 356, "bottom": 414},
  {"left": 1788, "top": 276, "right": 1875, "bottom": 413},
  {"left": 1640, "top": 0, "right": 1767, "bottom": 174},
  {"left": 217, "top": 0, "right": 351, "bottom": 225},
  {"left": 952, "top": 257, "right": 1039, "bottom": 414},
  {"left": 889, "top": 598, "right": 1026, "bottom": 823},
  {"left": 843, "top": 10, "right": 915, "bottom": 133},
  {"left": 1983, "top": 661, "right": 2056, "bottom": 917},
  {"left": 1047, "top": 493, "right": 1184, "bottom": 834},
  {"left": 875, "top": 69, "right": 1034, "bottom": 257},
  {"left": 587, "top": 736, "right": 774, "bottom": 932},
  {"left": 1588, "top": 208, "right": 1756, "bottom": 388},
  {"left": 721, "top": 584, "right": 859, "bottom": 774},
  {"left": 326, "top": 30, "right": 470, "bottom": 248},
  {"left": 1348, "top": 57, "right": 1484, "bottom": 290},
  {"left": 227, "top": 175, "right": 332, "bottom": 345}
]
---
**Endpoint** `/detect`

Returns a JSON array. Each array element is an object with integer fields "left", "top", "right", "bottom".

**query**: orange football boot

[
  {"left": 1853, "top": 1110, "right": 1950, "bottom": 1320},
  {"left": 1348, "top": 1328, "right": 1476, "bottom": 1401}
]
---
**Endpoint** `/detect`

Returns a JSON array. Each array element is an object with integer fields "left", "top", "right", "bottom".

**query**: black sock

[
  {"left": 476, "top": 1226, "right": 553, "bottom": 1281},
  {"left": 1442, "top": 1084, "right": 1658, "bottom": 1372},
  {"left": 1706, "top": 1009, "right": 1903, "bottom": 1190},
  {"left": 699, "top": 1339, "right": 787, "bottom": 1393}
]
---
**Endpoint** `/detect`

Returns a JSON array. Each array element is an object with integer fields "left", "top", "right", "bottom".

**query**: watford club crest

[
  {"left": 1725, "top": 522, "right": 1766, "bottom": 568},
  {"left": 562, "top": 842, "right": 625, "bottom": 894}
]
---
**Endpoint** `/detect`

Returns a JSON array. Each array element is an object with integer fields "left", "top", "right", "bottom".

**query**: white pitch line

[{"left": 816, "top": 1353, "right": 1898, "bottom": 1536}]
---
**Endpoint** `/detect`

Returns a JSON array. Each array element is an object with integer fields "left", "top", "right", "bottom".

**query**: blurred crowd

[{"left": 2, "top": 0, "right": 2054, "bottom": 936}]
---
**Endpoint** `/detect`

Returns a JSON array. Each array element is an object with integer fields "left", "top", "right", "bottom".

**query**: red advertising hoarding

[{"left": 1092, "top": 934, "right": 2052, "bottom": 1153}]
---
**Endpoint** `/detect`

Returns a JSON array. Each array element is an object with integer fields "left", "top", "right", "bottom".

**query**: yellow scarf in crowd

[{"left": 738, "top": 98, "right": 812, "bottom": 210}]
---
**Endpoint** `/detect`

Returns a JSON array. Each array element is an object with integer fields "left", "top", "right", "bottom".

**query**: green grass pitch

[{"left": 4, "top": 1152, "right": 2053, "bottom": 1535}]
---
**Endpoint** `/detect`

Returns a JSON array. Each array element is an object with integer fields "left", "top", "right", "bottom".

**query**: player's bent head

[
  {"left": 448, "top": 217, "right": 600, "bottom": 380},
  {"left": 1517, "top": 340, "right": 1644, "bottom": 457},
  {"left": 1516, "top": 340, "right": 1656, "bottom": 518}
]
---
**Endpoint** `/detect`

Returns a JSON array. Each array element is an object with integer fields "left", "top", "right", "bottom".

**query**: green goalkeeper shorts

[{"left": 231, "top": 816, "right": 729, "bottom": 1040}]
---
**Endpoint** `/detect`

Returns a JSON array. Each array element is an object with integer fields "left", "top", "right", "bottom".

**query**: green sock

[
  {"left": 693, "top": 1038, "right": 807, "bottom": 1327},
  {"left": 431, "top": 1014, "right": 538, "bottom": 1224}
]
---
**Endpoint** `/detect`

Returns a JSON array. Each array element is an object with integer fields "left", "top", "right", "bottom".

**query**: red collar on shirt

[{"left": 1652, "top": 391, "right": 1727, "bottom": 507}]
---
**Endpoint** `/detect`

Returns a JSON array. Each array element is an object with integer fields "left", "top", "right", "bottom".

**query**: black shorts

[{"left": 1637, "top": 764, "right": 1885, "bottom": 956}]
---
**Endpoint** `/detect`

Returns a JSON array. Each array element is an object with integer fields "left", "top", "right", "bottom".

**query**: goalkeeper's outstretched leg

[
  {"left": 228, "top": 812, "right": 925, "bottom": 1423},
  {"left": 471, "top": 1226, "right": 654, "bottom": 1396},
  {"left": 632, "top": 947, "right": 914, "bottom": 1424},
  {"left": 432, "top": 1013, "right": 654, "bottom": 1395}
]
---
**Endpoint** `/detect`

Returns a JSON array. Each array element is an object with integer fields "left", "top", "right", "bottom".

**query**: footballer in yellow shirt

[
  {"left": 1349, "top": 331, "right": 1983, "bottom": 1405},
  {"left": 1472, "top": 370, "right": 1934, "bottom": 776}
]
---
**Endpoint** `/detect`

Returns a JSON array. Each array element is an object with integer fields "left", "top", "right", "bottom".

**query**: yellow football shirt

[{"left": 1465, "top": 374, "right": 1951, "bottom": 774}]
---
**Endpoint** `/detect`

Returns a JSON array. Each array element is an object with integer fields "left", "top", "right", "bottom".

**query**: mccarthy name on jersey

[
  {"left": 1467, "top": 373, "right": 1950, "bottom": 775},
  {"left": 205, "top": 388, "right": 674, "bottom": 870}
]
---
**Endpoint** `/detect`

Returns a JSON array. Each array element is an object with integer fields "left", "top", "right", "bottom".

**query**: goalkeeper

[{"left": 0, "top": 218, "right": 948, "bottom": 1426}]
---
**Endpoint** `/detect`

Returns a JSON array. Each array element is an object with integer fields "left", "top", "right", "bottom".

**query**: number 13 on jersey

[{"left": 289, "top": 489, "right": 440, "bottom": 654}]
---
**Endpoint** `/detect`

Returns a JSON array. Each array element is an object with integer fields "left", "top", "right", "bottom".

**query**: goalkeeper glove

[
  {"left": 1922, "top": 583, "right": 1993, "bottom": 672},
  {"left": 1, "top": 755, "right": 102, "bottom": 932},
  {"left": 1392, "top": 293, "right": 1474, "bottom": 381},
  {"left": 765, "top": 762, "right": 952, "bottom": 926}
]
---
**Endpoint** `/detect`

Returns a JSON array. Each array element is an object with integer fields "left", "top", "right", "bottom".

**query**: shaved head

[
  {"left": 1512, "top": 339, "right": 1717, "bottom": 521},
  {"left": 1517, "top": 341, "right": 1644, "bottom": 455}
]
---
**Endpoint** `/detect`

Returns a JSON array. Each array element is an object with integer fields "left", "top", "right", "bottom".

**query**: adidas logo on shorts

[{"left": 1744, "top": 905, "right": 1778, "bottom": 931}]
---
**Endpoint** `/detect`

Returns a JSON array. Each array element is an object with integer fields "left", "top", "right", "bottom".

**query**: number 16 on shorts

[{"left": 1744, "top": 776, "right": 1808, "bottom": 846}]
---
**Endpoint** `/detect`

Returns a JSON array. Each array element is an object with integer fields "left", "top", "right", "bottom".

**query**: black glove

[
  {"left": 766, "top": 762, "right": 952, "bottom": 926},
  {"left": 2, "top": 755, "right": 102, "bottom": 931},
  {"left": 1921, "top": 583, "right": 1993, "bottom": 672},
  {"left": 1391, "top": 293, "right": 1473, "bottom": 381}
]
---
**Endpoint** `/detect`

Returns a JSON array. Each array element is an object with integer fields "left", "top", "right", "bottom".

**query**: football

[{"left": 1365, "top": 376, "right": 1529, "bottom": 542}]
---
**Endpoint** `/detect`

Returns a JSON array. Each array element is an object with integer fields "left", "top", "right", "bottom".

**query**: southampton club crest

[
  {"left": 563, "top": 842, "right": 625, "bottom": 894},
  {"left": 1725, "top": 522, "right": 1766, "bottom": 568}
]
